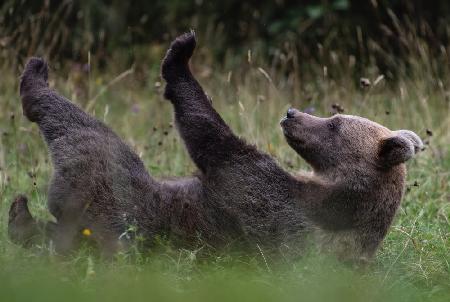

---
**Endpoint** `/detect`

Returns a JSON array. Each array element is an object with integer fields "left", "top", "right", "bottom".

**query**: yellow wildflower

[{"left": 82, "top": 228, "right": 92, "bottom": 237}]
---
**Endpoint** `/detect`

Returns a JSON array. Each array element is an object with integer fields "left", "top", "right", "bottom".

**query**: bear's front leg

[{"left": 161, "top": 32, "right": 250, "bottom": 173}]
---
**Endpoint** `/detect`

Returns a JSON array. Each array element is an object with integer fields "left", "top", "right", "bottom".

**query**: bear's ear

[{"left": 378, "top": 130, "right": 423, "bottom": 168}]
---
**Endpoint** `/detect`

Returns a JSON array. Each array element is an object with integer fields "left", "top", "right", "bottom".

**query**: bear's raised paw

[
  {"left": 20, "top": 57, "right": 49, "bottom": 95},
  {"left": 161, "top": 31, "right": 196, "bottom": 83}
]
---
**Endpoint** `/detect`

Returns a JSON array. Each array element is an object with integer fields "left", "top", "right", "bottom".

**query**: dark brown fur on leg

[{"left": 161, "top": 32, "right": 254, "bottom": 173}]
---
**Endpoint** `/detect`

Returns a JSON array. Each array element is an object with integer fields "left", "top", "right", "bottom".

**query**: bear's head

[
  {"left": 280, "top": 108, "right": 423, "bottom": 260},
  {"left": 280, "top": 108, "right": 423, "bottom": 178}
]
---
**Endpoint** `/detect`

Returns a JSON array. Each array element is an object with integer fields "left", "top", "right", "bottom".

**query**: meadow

[{"left": 0, "top": 33, "right": 449, "bottom": 301}]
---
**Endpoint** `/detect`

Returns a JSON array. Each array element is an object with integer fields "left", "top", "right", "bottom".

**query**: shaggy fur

[{"left": 8, "top": 32, "right": 422, "bottom": 261}]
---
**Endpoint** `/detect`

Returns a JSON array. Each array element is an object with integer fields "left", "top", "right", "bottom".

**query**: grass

[{"left": 0, "top": 43, "right": 449, "bottom": 302}]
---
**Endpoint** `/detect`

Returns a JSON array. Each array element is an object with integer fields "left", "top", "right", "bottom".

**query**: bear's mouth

[
  {"left": 279, "top": 115, "right": 295, "bottom": 127},
  {"left": 280, "top": 119, "right": 293, "bottom": 136}
]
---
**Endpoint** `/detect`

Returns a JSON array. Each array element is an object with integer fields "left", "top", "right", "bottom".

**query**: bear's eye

[{"left": 327, "top": 122, "right": 336, "bottom": 130}]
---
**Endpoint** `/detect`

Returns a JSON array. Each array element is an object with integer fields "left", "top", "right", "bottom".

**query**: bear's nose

[{"left": 286, "top": 108, "right": 297, "bottom": 118}]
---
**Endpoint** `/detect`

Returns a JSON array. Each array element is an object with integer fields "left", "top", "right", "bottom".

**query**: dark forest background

[{"left": 1, "top": 0, "right": 449, "bottom": 76}]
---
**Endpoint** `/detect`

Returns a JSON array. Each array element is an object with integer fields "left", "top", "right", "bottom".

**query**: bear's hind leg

[{"left": 20, "top": 57, "right": 105, "bottom": 143}]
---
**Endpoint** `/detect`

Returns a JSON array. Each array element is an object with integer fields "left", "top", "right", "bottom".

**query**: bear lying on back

[{"left": 9, "top": 32, "right": 422, "bottom": 261}]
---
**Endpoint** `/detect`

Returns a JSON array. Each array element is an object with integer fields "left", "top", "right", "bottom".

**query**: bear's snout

[{"left": 280, "top": 107, "right": 301, "bottom": 126}]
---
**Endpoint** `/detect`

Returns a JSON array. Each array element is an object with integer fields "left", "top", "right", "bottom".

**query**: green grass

[{"left": 0, "top": 54, "right": 449, "bottom": 302}]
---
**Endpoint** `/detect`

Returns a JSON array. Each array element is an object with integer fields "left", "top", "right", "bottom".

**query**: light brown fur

[{"left": 282, "top": 109, "right": 422, "bottom": 260}]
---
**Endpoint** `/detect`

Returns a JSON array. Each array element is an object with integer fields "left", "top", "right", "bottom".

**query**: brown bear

[{"left": 8, "top": 32, "right": 422, "bottom": 261}]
